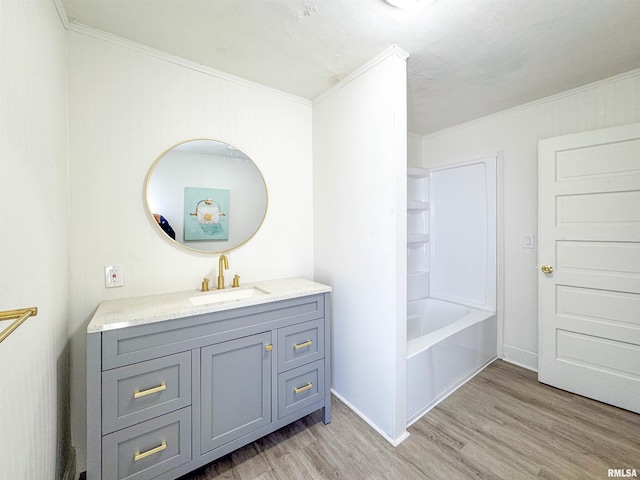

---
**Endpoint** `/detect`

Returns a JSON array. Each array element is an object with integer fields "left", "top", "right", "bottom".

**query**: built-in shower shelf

[
  {"left": 408, "top": 200, "right": 428, "bottom": 211},
  {"left": 407, "top": 269, "right": 429, "bottom": 279},
  {"left": 407, "top": 271, "right": 429, "bottom": 302},
  {"left": 408, "top": 166, "right": 429, "bottom": 301},
  {"left": 408, "top": 234, "right": 429, "bottom": 244},
  {"left": 408, "top": 167, "right": 429, "bottom": 178}
]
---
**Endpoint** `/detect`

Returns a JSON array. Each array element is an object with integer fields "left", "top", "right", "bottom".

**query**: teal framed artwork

[{"left": 184, "top": 187, "right": 230, "bottom": 241}]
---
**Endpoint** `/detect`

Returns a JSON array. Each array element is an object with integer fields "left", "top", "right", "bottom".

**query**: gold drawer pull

[
  {"left": 294, "top": 382, "right": 313, "bottom": 394},
  {"left": 293, "top": 340, "right": 312, "bottom": 350},
  {"left": 134, "top": 383, "right": 167, "bottom": 399},
  {"left": 134, "top": 441, "right": 167, "bottom": 462},
  {"left": 265, "top": 344, "right": 273, "bottom": 352}
]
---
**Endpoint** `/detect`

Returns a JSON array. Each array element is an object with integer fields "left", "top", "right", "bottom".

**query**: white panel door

[{"left": 538, "top": 122, "right": 640, "bottom": 413}]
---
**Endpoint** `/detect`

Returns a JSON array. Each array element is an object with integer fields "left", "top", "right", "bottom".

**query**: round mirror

[{"left": 145, "top": 139, "right": 268, "bottom": 253}]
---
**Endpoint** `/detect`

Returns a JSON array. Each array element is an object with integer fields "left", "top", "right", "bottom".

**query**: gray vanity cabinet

[{"left": 87, "top": 291, "right": 331, "bottom": 480}]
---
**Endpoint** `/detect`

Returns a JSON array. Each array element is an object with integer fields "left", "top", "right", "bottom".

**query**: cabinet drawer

[
  {"left": 278, "top": 360, "right": 324, "bottom": 419},
  {"left": 102, "top": 407, "right": 191, "bottom": 480},
  {"left": 102, "top": 352, "right": 191, "bottom": 434},
  {"left": 277, "top": 319, "right": 324, "bottom": 372}
]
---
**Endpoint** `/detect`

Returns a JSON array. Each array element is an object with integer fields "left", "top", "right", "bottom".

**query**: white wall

[
  {"left": 408, "top": 132, "right": 422, "bottom": 167},
  {"left": 422, "top": 70, "right": 640, "bottom": 370},
  {"left": 313, "top": 46, "right": 408, "bottom": 443},
  {"left": 67, "top": 29, "right": 314, "bottom": 469},
  {"left": 0, "top": 0, "right": 71, "bottom": 479}
]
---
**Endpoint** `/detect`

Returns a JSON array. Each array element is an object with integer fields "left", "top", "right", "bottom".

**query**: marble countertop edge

[{"left": 87, "top": 277, "right": 331, "bottom": 333}]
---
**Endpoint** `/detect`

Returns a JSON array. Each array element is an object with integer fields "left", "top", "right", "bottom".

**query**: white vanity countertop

[{"left": 87, "top": 277, "right": 332, "bottom": 333}]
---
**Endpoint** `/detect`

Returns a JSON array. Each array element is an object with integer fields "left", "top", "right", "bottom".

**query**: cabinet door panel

[{"left": 200, "top": 332, "right": 271, "bottom": 453}]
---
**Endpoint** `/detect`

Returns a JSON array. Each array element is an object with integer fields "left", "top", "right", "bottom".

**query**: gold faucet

[
  {"left": 217, "top": 254, "right": 229, "bottom": 289},
  {"left": 201, "top": 277, "right": 210, "bottom": 292}
]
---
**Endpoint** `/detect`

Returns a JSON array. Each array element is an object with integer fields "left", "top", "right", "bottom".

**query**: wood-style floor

[{"left": 179, "top": 360, "right": 640, "bottom": 480}]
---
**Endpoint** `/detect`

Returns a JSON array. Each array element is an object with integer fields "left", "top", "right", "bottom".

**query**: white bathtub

[{"left": 406, "top": 298, "right": 497, "bottom": 426}]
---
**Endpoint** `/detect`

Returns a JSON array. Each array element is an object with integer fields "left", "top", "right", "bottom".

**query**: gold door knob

[{"left": 541, "top": 265, "right": 554, "bottom": 274}]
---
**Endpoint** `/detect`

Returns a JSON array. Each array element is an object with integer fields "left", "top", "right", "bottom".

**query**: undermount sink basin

[{"left": 189, "top": 286, "right": 269, "bottom": 306}]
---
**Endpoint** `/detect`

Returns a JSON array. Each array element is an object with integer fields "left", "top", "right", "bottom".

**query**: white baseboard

[
  {"left": 330, "top": 389, "right": 410, "bottom": 447},
  {"left": 502, "top": 344, "right": 538, "bottom": 372}
]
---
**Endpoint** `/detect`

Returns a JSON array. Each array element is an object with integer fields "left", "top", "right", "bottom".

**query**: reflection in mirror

[{"left": 146, "top": 139, "right": 268, "bottom": 253}]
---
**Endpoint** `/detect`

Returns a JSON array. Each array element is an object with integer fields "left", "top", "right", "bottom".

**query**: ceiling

[{"left": 61, "top": 0, "right": 640, "bottom": 135}]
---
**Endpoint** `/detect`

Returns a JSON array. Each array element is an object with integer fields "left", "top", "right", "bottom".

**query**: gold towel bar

[{"left": 0, "top": 307, "right": 38, "bottom": 344}]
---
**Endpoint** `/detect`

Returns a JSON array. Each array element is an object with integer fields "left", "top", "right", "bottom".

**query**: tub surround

[
  {"left": 407, "top": 299, "right": 496, "bottom": 357},
  {"left": 406, "top": 156, "right": 498, "bottom": 425},
  {"left": 88, "top": 277, "right": 331, "bottom": 333},
  {"left": 406, "top": 299, "right": 497, "bottom": 425}
]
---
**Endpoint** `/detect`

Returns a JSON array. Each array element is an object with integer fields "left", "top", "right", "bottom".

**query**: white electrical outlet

[{"left": 105, "top": 264, "right": 124, "bottom": 288}]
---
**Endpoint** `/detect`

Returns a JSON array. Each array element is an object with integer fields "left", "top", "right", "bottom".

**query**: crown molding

[
  {"left": 52, "top": 0, "right": 70, "bottom": 29},
  {"left": 312, "top": 44, "right": 410, "bottom": 105},
  {"left": 54, "top": 3, "right": 311, "bottom": 106},
  {"left": 422, "top": 67, "right": 640, "bottom": 140},
  {"left": 53, "top": 0, "right": 407, "bottom": 108}
]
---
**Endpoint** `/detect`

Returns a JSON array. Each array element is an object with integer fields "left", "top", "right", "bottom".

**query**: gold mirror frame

[{"left": 145, "top": 138, "right": 268, "bottom": 254}]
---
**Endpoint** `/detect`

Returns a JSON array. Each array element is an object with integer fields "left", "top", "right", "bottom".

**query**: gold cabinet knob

[{"left": 541, "top": 265, "right": 554, "bottom": 274}]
